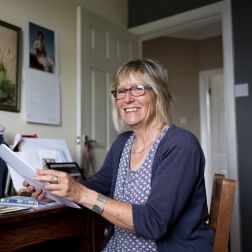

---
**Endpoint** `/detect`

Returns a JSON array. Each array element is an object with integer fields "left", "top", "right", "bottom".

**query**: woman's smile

[{"left": 124, "top": 107, "right": 138, "bottom": 113}]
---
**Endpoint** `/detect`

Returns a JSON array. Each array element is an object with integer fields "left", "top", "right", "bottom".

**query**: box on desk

[{"left": 6, "top": 135, "right": 73, "bottom": 194}]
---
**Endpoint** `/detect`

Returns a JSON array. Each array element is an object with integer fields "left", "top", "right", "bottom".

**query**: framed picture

[{"left": 0, "top": 20, "right": 21, "bottom": 112}]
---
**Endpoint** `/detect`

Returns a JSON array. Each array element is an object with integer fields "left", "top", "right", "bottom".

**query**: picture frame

[{"left": 0, "top": 20, "right": 21, "bottom": 112}]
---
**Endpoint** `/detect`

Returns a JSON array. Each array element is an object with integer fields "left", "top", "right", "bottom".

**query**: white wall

[{"left": 0, "top": 0, "right": 127, "bottom": 160}]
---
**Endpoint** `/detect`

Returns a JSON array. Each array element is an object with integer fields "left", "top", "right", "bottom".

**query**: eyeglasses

[{"left": 111, "top": 84, "right": 153, "bottom": 100}]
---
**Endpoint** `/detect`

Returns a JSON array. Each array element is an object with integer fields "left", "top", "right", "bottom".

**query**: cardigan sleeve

[{"left": 132, "top": 131, "right": 206, "bottom": 240}]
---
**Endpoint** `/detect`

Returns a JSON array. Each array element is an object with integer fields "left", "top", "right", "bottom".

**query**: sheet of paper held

[{"left": 0, "top": 144, "right": 80, "bottom": 209}]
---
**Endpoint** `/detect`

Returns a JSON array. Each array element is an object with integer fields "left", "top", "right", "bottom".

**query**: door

[
  {"left": 199, "top": 69, "right": 228, "bottom": 208},
  {"left": 76, "top": 7, "right": 138, "bottom": 174}
]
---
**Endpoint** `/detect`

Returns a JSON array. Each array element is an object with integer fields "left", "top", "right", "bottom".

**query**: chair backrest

[{"left": 209, "top": 173, "right": 236, "bottom": 252}]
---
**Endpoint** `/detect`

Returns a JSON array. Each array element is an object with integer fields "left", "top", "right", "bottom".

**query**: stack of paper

[
  {"left": 0, "top": 195, "right": 60, "bottom": 209},
  {"left": 7, "top": 136, "right": 72, "bottom": 193},
  {"left": 0, "top": 144, "right": 80, "bottom": 208}
]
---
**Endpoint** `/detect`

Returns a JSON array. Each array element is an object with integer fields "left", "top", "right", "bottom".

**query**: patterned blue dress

[{"left": 103, "top": 127, "right": 169, "bottom": 252}]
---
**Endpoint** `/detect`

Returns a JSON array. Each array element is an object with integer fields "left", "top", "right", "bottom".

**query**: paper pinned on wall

[{"left": 24, "top": 68, "right": 61, "bottom": 125}]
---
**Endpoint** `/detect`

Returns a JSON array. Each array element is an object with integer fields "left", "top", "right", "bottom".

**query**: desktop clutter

[
  {"left": 0, "top": 124, "right": 7, "bottom": 196},
  {"left": 0, "top": 129, "right": 84, "bottom": 214}
]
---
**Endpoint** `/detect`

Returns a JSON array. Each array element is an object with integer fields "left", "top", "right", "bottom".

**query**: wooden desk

[{"left": 0, "top": 205, "right": 91, "bottom": 252}]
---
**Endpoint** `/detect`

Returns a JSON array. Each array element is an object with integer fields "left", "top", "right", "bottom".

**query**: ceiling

[
  {"left": 165, "top": 19, "right": 222, "bottom": 40},
  {"left": 128, "top": 2, "right": 223, "bottom": 42}
]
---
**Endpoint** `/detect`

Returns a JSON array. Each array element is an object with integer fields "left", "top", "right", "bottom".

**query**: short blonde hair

[{"left": 111, "top": 59, "right": 173, "bottom": 132}]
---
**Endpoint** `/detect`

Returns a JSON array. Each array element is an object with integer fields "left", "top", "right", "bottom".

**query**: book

[
  {"left": 0, "top": 196, "right": 41, "bottom": 208},
  {"left": 0, "top": 205, "right": 31, "bottom": 215}
]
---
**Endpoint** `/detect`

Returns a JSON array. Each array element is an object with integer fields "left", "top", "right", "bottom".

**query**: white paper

[
  {"left": 12, "top": 133, "right": 22, "bottom": 150},
  {"left": 7, "top": 137, "right": 73, "bottom": 193},
  {"left": 235, "top": 83, "right": 249, "bottom": 97},
  {"left": 0, "top": 144, "right": 80, "bottom": 209},
  {"left": 24, "top": 69, "right": 61, "bottom": 125},
  {"left": 8, "top": 151, "right": 38, "bottom": 192}
]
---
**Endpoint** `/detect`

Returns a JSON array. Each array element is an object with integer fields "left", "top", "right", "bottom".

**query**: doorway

[
  {"left": 78, "top": 1, "right": 239, "bottom": 251},
  {"left": 199, "top": 68, "right": 227, "bottom": 208},
  {"left": 129, "top": 1, "right": 239, "bottom": 251}
]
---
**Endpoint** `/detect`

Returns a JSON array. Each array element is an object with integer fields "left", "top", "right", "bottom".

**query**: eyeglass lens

[{"left": 112, "top": 84, "right": 151, "bottom": 100}]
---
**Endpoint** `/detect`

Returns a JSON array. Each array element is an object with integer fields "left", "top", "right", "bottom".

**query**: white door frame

[
  {"left": 129, "top": 1, "right": 240, "bottom": 251},
  {"left": 199, "top": 68, "right": 223, "bottom": 209}
]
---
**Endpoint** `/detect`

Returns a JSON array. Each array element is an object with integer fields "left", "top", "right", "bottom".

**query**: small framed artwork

[{"left": 0, "top": 20, "right": 21, "bottom": 112}]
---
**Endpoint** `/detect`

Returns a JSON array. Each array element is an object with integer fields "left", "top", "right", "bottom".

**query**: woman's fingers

[
  {"left": 34, "top": 169, "right": 69, "bottom": 194},
  {"left": 23, "top": 177, "right": 47, "bottom": 201},
  {"left": 22, "top": 180, "right": 29, "bottom": 187},
  {"left": 33, "top": 169, "right": 85, "bottom": 203},
  {"left": 37, "top": 169, "right": 63, "bottom": 176},
  {"left": 34, "top": 169, "right": 65, "bottom": 184},
  {"left": 31, "top": 188, "right": 45, "bottom": 200},
  {"left": 22, "top": 180, "right": 36, "bottom": 193}
]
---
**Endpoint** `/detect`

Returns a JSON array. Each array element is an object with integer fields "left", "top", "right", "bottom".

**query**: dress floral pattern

[{"left": 103, "top": 127, "right": 169, "bottom": 252}]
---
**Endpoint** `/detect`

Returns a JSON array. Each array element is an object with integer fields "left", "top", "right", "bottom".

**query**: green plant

[{"left": 0, "top": 48, "right": 16, "bottom": 104}]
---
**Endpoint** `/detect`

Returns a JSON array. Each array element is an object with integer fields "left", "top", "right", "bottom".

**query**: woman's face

[{"left": 116, "top": 72, "right": 156, "bottom": 130}]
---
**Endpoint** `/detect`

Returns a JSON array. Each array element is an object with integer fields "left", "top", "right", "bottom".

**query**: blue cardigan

[{"left": 82, "top": 125, "right": 214, "bottom": 251}]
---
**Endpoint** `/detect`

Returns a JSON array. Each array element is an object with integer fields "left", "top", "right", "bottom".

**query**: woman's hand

[
  {"left": 33, "top": 169, "right": 87, "bottom": 204},
  {"left": 22, "top": 180, "right": 47, "bottom": 201}
]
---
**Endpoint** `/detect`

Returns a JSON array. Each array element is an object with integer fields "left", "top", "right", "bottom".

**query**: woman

[
  {"left": 31, "top": 59, "right": 214, "bottom": 251},
  {"left": 32, "top": 31, "right": 54, "bottom": 72},
  {"left": 33, "top": 32, "right": 46, "bottom": 57}
]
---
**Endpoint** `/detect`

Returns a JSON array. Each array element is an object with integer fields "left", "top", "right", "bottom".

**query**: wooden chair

[{"left": 209, "top": 173, "right": 236, "bottom": 252}]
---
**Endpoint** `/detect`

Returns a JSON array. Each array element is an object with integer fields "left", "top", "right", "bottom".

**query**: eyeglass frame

[{"left": 111, "top": 84, "right": 153, "bottom": 100}]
